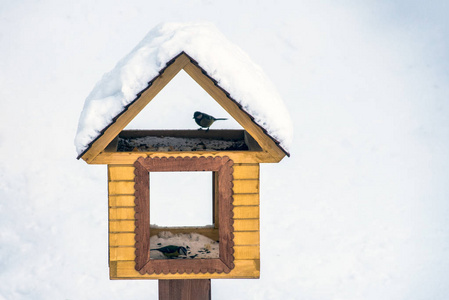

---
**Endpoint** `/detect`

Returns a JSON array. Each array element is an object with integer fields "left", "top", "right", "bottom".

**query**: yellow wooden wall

[{"left": 107, "top": 162, "right": 260, "bottom": 279}]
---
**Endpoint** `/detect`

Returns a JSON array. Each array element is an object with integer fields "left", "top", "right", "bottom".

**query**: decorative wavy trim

[{"left": 134, "top": 156, "right": 235, "bottom": 275}]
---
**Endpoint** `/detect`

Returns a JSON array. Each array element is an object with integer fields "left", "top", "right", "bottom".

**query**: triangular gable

[{"left": 78, "top": 52, "right": 289, "bottom": 163}]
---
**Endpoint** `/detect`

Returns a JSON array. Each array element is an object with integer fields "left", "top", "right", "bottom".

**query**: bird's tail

[{"left": 215, "top": 118, "right": 227, "bottom": 121}]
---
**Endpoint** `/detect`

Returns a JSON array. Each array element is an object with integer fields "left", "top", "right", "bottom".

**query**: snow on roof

[{"left": 74, "top": 22, "right": 293, "bottom": 157}]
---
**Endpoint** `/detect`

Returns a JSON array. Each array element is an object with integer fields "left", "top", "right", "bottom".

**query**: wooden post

[{"left": 159, "top": 279, "right": 211, "bottom": 300}]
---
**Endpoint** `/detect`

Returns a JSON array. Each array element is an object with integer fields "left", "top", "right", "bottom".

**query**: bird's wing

[{"left": 159, "top": 245, "right": 179, "bottom": 253}]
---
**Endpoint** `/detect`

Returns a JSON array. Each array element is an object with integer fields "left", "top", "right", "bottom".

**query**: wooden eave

[{"left": 78, "top": 52, "right": 289, "bottom": 164}]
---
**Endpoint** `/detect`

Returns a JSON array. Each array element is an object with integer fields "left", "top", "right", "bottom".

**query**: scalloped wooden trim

[{"left": 134, "top": 156, "right": 235, "bottom": 275}]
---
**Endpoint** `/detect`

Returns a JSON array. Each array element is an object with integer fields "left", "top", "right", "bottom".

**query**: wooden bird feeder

[{"left": 77, "top": 50, "right": 289, "bottom": 298}]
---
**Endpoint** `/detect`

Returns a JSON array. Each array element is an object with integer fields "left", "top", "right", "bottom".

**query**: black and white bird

[
  {"left": 150, "top": 245, "right": 188, "bottom": 259},
  {"left": 193, "top": 111, "right": 227, "bottom": 131}
]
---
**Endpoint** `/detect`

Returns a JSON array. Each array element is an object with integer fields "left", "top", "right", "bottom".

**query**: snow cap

[{"left": 75, "top": 22, "right": 293, "bottom": 156}]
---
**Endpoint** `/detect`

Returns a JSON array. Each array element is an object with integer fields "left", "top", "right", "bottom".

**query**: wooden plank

[
  {"left": 108, "top": 233, "right": 259, "bottom": 258},
  {"left": 109, "top": 195, "right": 135, "bottom": 207},
  {"left": 108, "top": 181, "right": 135, "bottom": 195},
  {"left": 109, "top": 222, "right": 259, "bottom": 246},
  {"left": 233, "top": 179, "right": 259, "bottom": 194},
  {"left": 234, "top": 246, "right": 260, "bottom": 260},
  {"left": 108, "top": 165, "right": 135, "bottom": 181},
  {"left": 111, "top": 259, "right": 260, "bottom": 279},
  {"left": 92, "top": 150, "right": 276, "bottom": 164},
  {"left": 110, "top": 247, "right": 135, "bottom": 261},
  {"left": 109, "top": 233, "right": 135, "bottom": 247},
  {"left": 109, "top": 220, "right": 135, "bottom": 232},
  {"left": 109, "top": 207, "right": 135, "bottom": 220},
  {"left": 133, "top": 160, "right": 151, "bottom": 270},
  {"left": 234, "top": 231, "right": 259, "bottom": 245},
  {"left": 233, "top": 206, "right": 259, "bottom": 219},
  {"left": 183, "top": 61, "right": 285, "bottom": 162},
  {"left": 110, "top": 245, "right": 260, "bottom": 261},
  {"left": 213, "top": 171, "right": 219, "bottom": 229},
  {"left": 110, "top": 261, "right": 118, "bottom": 278},
  {"left": 233, "top": 164, "right": 259, "bottom": 179},
  {"left": 159, "top": 279, "right": 211, "bottom": 300},
  {"left": 233, "top": 219, "right": 259, "bottom": 231},
  {"left": 233, "top": 194, "right": 259, "bottom": 206},
  {"left": 82, "top": 54, "right": 191, "bottom": 163}
]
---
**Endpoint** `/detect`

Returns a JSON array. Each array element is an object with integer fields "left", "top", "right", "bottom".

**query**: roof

[{"left": 75, "top": 22, "right": 293, "bottom": 159}]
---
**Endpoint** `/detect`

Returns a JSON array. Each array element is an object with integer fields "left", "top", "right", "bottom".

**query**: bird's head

[
  {"left": 178, "top": 246, "right": 188, "bottom": 256},
  {"left": 193, "top": 111, "right": 203, "bottom": 119}
]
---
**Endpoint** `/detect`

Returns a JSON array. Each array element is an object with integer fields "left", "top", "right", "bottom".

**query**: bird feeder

[{"left": 75, "top": 23, "right": 291, "bottom": 299}]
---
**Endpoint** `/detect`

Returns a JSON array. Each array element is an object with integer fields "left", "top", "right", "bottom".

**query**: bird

[
  {"left": 150, "top": 245, "right": 188, "bottom": 259},
  {"left": 193, "top": 111, "right": 227, "bottom": 131}
]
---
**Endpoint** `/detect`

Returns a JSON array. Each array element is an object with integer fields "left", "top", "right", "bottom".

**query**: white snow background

[{"left": 1, "top": 1, "right": 449, "bottom": 299}]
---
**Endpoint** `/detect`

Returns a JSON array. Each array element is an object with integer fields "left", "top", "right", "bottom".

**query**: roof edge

[
  {"left": 76, "top": 52, "right": 187, "bottom": 160},
  {"left": 182, "top": 52, "right": 290, "bottom": 157}
]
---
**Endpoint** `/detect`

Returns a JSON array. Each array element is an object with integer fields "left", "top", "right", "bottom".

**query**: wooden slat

[
  {"left": 82, "top": 54, "right": 191, "bottom": 163},
  {"left": 233, "top": 180, "right": 259, "bottom": 194},
  {"left": 183, "top": 61, "right": 285, "bottom": 162},
  {"left": 233, "top": 206, "right": 259, "bottom": 219},
  {"left": 108, "top": 181, "right": 135, "bottom": 195},
  {"left": 233, "top": 194, "right": 259, "bottom": 206},
  {"left": 109, "top": 195, "right": 135, "bottom": 207},
  {"left": 133, "top": 160, "right": 151, "bottom": 270},
  {"left": 109, "top": 220, "right": 135, "bottom": 232},
  {"left": 108, "top": 165, "right": 135, "bottom": 181},
  {"left": 110, "top": 246, "right": 260, "bottom": 263},
  {"left": 234, "top": 232, "right": 259, "bottom": 245},
  {"left": 233, "top": 164, "right": 259, "bottom": 179},
  {"left": 109, "top": 228, "right": 260, "bottom": 248},
  {"left": 109, "top": 233, "right": 135, "bottom": 246},
  {"left": 233, "top": 219, "right": 259, "bottom": 231},
  {"left": 234, "top": 246, "right": 260, "bottom": 259},
  {"left": 213, "top": 172, "right": 219, "bottom": 229},
  {"left": 111, "top": 259, "right": 260, "bottom": 279},
  {"left": 92, "top": 151, "right": 276, "bottom": 164},
  {"left": 110, "top": 247, "right": 135, "bottom": 261},
  {"left": 109, "top": 207, "right": 135, "bottom": 220},
  {"left": 110, "top": 261, "right": 118, "bottom": 278}
]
